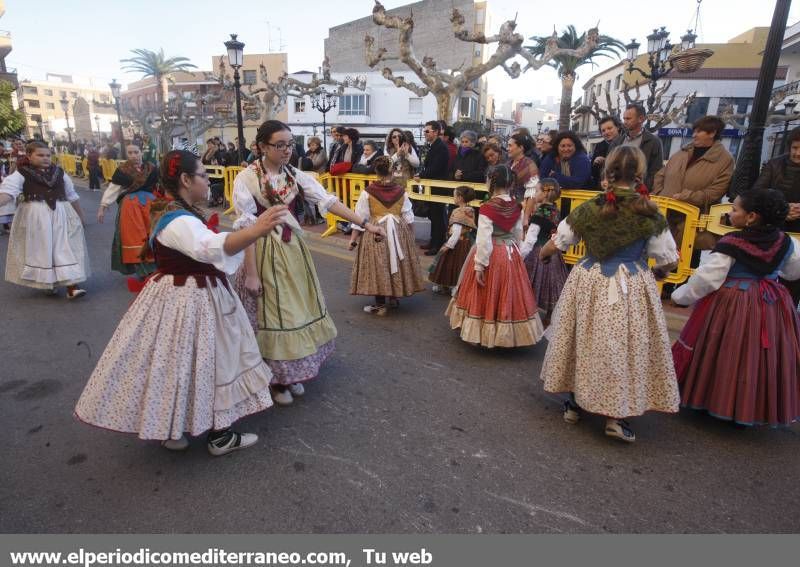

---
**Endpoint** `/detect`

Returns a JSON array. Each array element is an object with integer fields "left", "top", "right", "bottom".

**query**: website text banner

[{"left": 1, "top": 535, "right": 795, "bottom": 567}]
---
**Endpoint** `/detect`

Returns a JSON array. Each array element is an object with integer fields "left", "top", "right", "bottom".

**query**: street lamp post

[
  {"left": 311, "top": 86, "right": 337, "bottom": 154},
  {"left": 624, "top": 27, "right": 675, "bottom": 110},
  {"left": 224, "top": 34, "right": 246, "bottom": 164},
  {"left": 108, "top": 79, "right": 125, "bottom": 157},
  {"left": 781, "top": 100, "right": 797, "bottom": 154},
  {"left": 536, "top": 120, "right": 543, "bottom": 134},
  {"left": 35, "top": 118, "right": 44, "bottom": 141},
  {"left": 59, "top": 97, "right": 72, "bottom": 148},
  {"left": 94, "top": 114, "right": 101, "bottom": 141}
]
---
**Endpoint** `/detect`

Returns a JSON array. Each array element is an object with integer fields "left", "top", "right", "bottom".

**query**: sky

[{"left": 5, "top": 0, "right": 800, "bottom": 108}]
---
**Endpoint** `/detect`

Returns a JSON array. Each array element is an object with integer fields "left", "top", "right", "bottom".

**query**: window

[
  {"left": 686, "top": 97, "right": 710, "bottom": 124},
  {"left": 408, "top": 97, "right": 423, "bottom": 114},
  {"left": 59, "top": 90, "right": 66, "bottom": 98},
  {"left": 182, "top": 91, "right": 193, "bottom": 100},
  {"left": 44, "top": 89, "right": 53, "bottom": 96},
  {"left": 25, "top": 99, "right": 40, "bottom": 108},
  {"left": 294, "top": 100, "right": 306, "bottom": 113},
  {"left": 605, "top": 80, "right": 611, "bottom": 94},
  {"left": 459, "top": 96, "right": 477, "bottom": 120},
  {"left": 719, "top": 97, "right": 752, "bottom": 114},
  {"left": 728, "top": 137, "right": 742, "bottom": 159},
  {"left": 22, "top": 85, "right": 38, "bottom": 95},
  {"left": 242, "top": 70, "right": 257, "bottom": 85},
  {"left": 614, "top": 74, "right": 621, "bottom": 90},
  {"left": 338, "top": 94, "right": 369, "bottom": 116},
  {"left": 30, "top": 114, "right": 42, "bottom": 122},
  {"left": 46, "top": 102, "right": 55, "bottom": 110}
]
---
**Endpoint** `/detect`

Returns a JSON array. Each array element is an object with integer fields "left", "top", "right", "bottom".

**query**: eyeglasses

[
  {"left": 423, "top": 129, "right": 434, "bottom": 134},
  {"left": 265, "top": 139, "right": 295, "bottom": 151},
  {"left": 191, "top": 172, "right": 210, "bottom": 180}
]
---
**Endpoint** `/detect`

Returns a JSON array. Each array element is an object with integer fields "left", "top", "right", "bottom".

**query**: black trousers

[
  {"left": 89, "top": 166, "right": 103, "bottom": 189},
  {"left": 427, "top": 202, "right": 448, "bottom": 248}
]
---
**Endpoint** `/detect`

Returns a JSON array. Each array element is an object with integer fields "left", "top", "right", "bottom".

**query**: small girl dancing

[
  {"left": 520, "top": 178, "right": 569, "bottom": 325},
  {"left": 349, "top": 156, "right": 425, "bottom": 315},
  {"left": 429, "top": 186, "right": 477, "bottom": 295},
  {"left": 446, "top": 164, "right": 544, "bottom": 348}
]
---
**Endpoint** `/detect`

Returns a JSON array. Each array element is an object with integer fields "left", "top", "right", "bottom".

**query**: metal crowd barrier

[{"left": 55, "top": 154, "right": 124, "bottom": 180}]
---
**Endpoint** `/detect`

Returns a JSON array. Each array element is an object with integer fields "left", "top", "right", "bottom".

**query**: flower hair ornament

[
  {"left": 167, "top": 154, "right": 181, "bottom": 177},
  {"left": 634, "top": 177, "right": 650, "bottom": 198},
  {"left": 604, "top": 190, "right": 618, "bottom": 205}
]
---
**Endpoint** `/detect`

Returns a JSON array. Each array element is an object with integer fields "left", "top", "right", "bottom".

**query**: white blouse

[
  {"left": 552, "top": 220, "right": 679, "bottom": 268},
  {"left": 0, "top": 170, "right": 79, "bottom": 202},
  {"left": 518, "top": 224, "right": 541, "bottom": 259},
  {"left": 672, "top": 238, "right": 800, "bottom": 305},
  {"left": 475, "top": 194, "right": 523, "bottom": 271},
  {"left": 232, "top": 165, "right": 337, "bottom": 231},
  {"left": 100, "top": 183, "right": 123, "bottom": 207},
  {"left": 444, "top": 223, "right": 463, "bottom": 249},
  {"left": 390, "top": 147, "right": 420, "bottom": 169},
  {"left": 155, "top": 215, "right": 243, "bottom": 275},
  {"left": 351, "top": 191, "right": 414, "bottom": 232}
]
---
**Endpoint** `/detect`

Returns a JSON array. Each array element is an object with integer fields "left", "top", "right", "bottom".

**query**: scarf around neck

[
  {"left": 567, "top": 187, "right": 667, "bottom": 260},
  {"left": 713, "top": 227, "right": 790, "bottom": 276},
  {"left": 111, "top": 161, "right": 158, "bottom": 195},
  {"left": 365, "top": 181, "right": 406, "bottom": 208},
  {"left": 479, "top": 196, "right": 521, "bottom": 232}
]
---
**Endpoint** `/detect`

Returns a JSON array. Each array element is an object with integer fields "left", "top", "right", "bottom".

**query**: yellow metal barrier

[{"left": 223, "top": 166, "right": 244, "bottom": 214}]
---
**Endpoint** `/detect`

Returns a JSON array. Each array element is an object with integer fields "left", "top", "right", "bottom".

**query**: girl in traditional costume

[
  {"left": 0, "top": 142, "right": 89, "bottom": 298},
  {"left": 97, "top": 144, "right": 160, "bottom": 278},
  {"left": 75, "top": 151, "right": 287, "bottom": 455},
  {"left": 232, "top": 120, "right": 385, "bottom": 406},
  {"left": 672, "top": 189, "right": 800, "bottom": 426},
  {"left": 446, "top": 164, "right": 544, "bottom": 348},
  {"left": 429, "top": 185, "right": 477, "bottom": 295},
  {"left": 539, "top": 146, "right": 680, "bottom": 443},
  {"left": 349, "top": 156, "right": 425, "bottom": 315},
  {"left": 520, "top": 178, "right": 569, "bottom": 325}
]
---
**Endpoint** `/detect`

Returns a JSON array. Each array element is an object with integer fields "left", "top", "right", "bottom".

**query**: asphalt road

[{"left": 1, "top": 183, "right": 799, "bottom": 534}]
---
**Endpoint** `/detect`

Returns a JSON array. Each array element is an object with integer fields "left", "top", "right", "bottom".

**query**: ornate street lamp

[
  {"left": 224, "top": 33, "right": 246, "bottom": 164},
  {"left": 536, "top": 120, "right": 543, "bottom": 134},
  {"left": 94, "top": 114, "right": 101, "bottom": 139},
  {"left": 109, "top": 79, "right": 125, "bottom": 156},
  {"left": 59, "top": 96, "right": 72, "bottom": 147},
  {"left": 35, "top": 117, "right": 44, "bottom": 141},
  {"left": 311, "top": 86, "right": 337, "bottom": 154}
]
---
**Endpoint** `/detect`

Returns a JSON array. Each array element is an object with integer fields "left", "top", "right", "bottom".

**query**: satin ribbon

[{"left": 378, "top": 214, "right": 405, "bottom": 274}]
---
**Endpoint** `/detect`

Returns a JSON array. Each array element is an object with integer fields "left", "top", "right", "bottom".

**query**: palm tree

[
  {"left": 120, "top": 49, "right": 197, "bottom": 115},
  {"left": 526, "top": 27, "right": 625, "bottom": 131}
]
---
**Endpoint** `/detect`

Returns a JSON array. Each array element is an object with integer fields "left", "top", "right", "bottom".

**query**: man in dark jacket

[
  {"left": 610, "top": 104, "right": 663, "bottom": 191},
  {"left": 591, "top": 116, "right": 624, "bottom": 189},
  {"left": 417, "top": 120, "right": 450, "bottom": 254}
]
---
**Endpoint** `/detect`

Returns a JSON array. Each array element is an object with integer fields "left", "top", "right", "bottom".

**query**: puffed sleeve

[
  {"left": 552, "top": 219, "right": 580, "bottom": 251},
  {"left": 444, "top": 223, "right": 463, "bottom": 249},
  {"left": 101, "top": 183, "right": 123, "bottom": 207},
  {"left": 232, "top": 170, "right": 258, "bottom": 231},
  {"left": 293, "top": 168, "right": 337, "bottom": 214},
  {"left": 0, "top": 171, "right": 23, "bottom": 198},
  {"left": 474, "top": 213, "right": 494, "bottom": 270},
  {"left": 646, "top": 228, "right": 679, "bottom": 268},
  {"left": 406, "top": 147, "right": 420, "bottom": 168},
  {"left": 401, "top": 194, "right": 414, "bottom": 224},
  {"left": 671, "top": 252, "right": 734, "bottom": 306},
  {"left": 63, "top": 174, "right": 79, "bottom": 202},
  {"left": 779, "top": 237, "right": 800, "bottom": 281},
  {"left": 155, "top": 215, "right": 243, "bottom": 274},
  {"left": 351, "top": 191, "right": 371, "bottom": 232},
  {"left": 519, "top": 224, "right": 541, "bottom": 259}
]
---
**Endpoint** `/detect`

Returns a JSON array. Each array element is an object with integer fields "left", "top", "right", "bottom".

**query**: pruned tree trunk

[{"left": 558, "top": 73, "right": 576, "bottom": 131}]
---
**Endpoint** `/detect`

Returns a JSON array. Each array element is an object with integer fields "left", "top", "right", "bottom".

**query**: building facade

[{"left": 323, "top": 0, "right": 492, "bottom": 125}]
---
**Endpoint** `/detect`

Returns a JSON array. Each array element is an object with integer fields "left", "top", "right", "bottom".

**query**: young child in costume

[
  {"left": 0, "top": 141, "right": 89, "bottom": 298},
  {"left": 446, "top": 164, "right": 544, "bottom": 348},
  {"left": 520, "top": 178, "right": 569, "bottom": 325},
  {"left": 97, "top": 144, "right": 161, "bottom": 279},
  {"left": 75, "top": 150, "right": 288, "bottom": 456},
  {"left": 429, "top": 186, "right": 477, "bottom": 296},
  {"left": 539, "top": 146, "right": 680, "bottom": 443},
  {"left": 672, "top": 189, "right": 800, "bottom": 427},
  {"left": 349, "top": 156, "right": 425, "bottom": 315}
]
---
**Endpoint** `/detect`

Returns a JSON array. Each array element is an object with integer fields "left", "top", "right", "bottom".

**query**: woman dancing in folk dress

[
  {"left": 539, "top": 146, "right": 680, "bottom": 443},
  {"left": 0, "top": 142, "right": 89, "bottom": 298},
  {"left": 349, "top": 156, "right": 425, "bottom": 315},
  {"left": 232, "top": 120, "right": 385, "bottom": 406},
  {"left": 672, "top": 189, "right": 800, "bottom": 427},
  {"left": 97, "top": 144, "right": 161, "bottom": 279},
  {"left": 446, "top": 164, "right": 544, "bottom": 348},
  {"left": 75, "top": 151, "right": 288, "bottom": 455}
]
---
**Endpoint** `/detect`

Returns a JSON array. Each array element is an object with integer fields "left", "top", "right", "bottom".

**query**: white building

[{"left": 286, "top": 71, "right": 439, "bottom": 150}]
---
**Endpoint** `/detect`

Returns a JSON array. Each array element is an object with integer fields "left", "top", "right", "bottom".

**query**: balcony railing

[{"left": 773, "top": 79, "right": 800, "bottom": 100}]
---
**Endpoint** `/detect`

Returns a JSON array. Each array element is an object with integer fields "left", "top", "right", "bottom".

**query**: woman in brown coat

[{"left": 652, "top": 115, "right": 734, "bottom": 251}]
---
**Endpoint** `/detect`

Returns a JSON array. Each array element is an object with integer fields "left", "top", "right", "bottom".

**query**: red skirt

[
  {"left": 674, "top": 279, "right": 800, "bottom": 426},
  {"left": 446, "top": 243, "right": 543, "bottom": 348}
]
